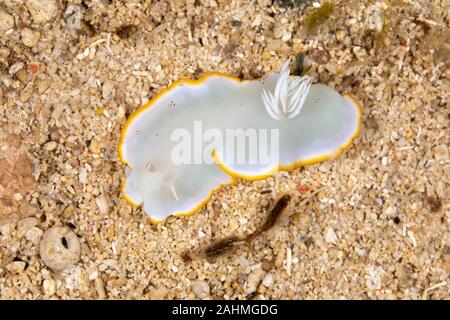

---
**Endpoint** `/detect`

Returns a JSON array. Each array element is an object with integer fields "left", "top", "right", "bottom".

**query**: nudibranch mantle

[{"left": 119, "top": 61, "right": 362, "bottom": 222}]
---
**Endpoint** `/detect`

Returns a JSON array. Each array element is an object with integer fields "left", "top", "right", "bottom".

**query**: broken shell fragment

[{"left": 39, "top": 226, "right": 81, "bottom": 272}]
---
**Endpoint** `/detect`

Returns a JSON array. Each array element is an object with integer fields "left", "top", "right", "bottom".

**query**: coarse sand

[{"left": 0, "top": 0, "right": 448, "bottom": 299}]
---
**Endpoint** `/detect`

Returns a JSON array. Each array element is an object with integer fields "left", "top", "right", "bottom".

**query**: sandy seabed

[{"left": 0, "top": 0, "right": 448, "bottom": 299}]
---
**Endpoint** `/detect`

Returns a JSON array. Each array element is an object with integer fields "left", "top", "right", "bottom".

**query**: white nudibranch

[{"left": 119, "top": 60, "right": 362, "bottom": 222}]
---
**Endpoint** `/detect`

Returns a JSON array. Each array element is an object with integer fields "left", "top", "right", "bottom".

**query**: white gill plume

[{"left": 261, "top": 60, "right": 313, "bottom": 120}]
